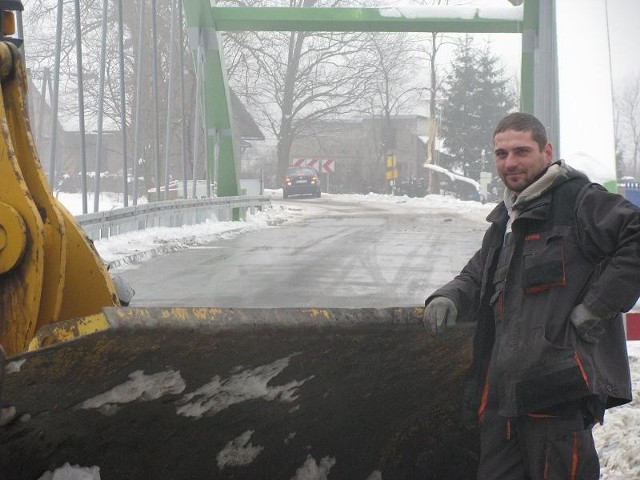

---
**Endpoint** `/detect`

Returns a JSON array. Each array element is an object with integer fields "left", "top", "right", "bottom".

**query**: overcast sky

[
  {"left": 476, "top": 0, "right": 639, "bottom": 88},
  {"left": 602, "top": 0, "right": 640, "bottom": 86}
]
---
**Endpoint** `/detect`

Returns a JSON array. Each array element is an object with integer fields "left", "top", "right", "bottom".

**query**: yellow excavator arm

[{"left": 0, "top": 39, "right": 119, "bottom": 356}]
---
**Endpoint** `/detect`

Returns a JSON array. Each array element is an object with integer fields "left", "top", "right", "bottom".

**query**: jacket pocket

[
  {"left": 515, "top": 331, "right": 591, "bottom": 414},
  {"left": 522, "top": 231, "right": 566, "bottom": 294}
]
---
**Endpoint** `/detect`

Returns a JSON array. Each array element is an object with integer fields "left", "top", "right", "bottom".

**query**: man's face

[{"left": 494, "top": 129, "right": 553, "bottom": 193}]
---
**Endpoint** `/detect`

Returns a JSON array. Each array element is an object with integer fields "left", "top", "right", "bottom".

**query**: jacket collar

[
  {"left": 487, "top": 160, "right": 588, "bottom": 226},
  {"left": 509, "top": 160, "right": 565, "bottom": 210}
]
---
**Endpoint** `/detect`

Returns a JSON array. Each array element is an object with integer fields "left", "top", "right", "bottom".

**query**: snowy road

[{"left": 118, "top": 195, "right": 488, "bottom": 308}]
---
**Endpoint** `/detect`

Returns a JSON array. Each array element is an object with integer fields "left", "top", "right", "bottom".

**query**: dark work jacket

[{"left": 428, "top": 167, "right": 640, "bottom": 421}]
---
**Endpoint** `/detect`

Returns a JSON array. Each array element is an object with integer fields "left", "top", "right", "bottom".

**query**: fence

[{"left": 76, "top": 195, "right": 270, "bottom": 241}]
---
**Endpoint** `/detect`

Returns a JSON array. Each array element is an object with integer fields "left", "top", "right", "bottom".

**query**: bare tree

[
  {"left": 358, "top": 31, "right": 425, "bottom": 190},
  {"left": 23, "top": 0, "right": 200, "bottom": 198},
  {"left": 222, "top": 0, "right": 380, "bottom": 179},
  {"left": 409, "top": 0, "right": 456, "bottom": 119},
  {"left": 420, "top": 29, "right": 455, "bottom": 194},
  {"left": 24, "top": 0, "right": 137, "bottom": 130},
  {"left": 402, "top": 0, "right": 460, "bottom": 194},
  {"left": 616, "top": 74, "right": 640, "bottom": 178}
]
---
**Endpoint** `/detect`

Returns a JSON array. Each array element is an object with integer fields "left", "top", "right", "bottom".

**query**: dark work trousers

[{"left": 476, "top": 404, "right": 600, "bottom": 479}]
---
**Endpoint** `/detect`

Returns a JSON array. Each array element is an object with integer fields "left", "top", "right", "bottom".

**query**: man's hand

[
  {"left": 423, "top": 297, "right": 457, "bottom": 335},
  {"left": 569, "top": 303, "right": 606, "bottom": 344}
]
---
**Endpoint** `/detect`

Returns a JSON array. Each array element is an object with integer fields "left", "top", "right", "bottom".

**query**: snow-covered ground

[{"left": 39, "top": 190, "right": 640, "bottom": 479}]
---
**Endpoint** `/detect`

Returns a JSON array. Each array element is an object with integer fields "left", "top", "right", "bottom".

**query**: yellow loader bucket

[{"left": 0, "top": 307, "right": 479, "bottom": 479}]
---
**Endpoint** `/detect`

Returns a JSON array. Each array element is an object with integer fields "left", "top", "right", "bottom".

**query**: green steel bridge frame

[{"left": 182, "top": 0, "right": 556, "bottom": 211}]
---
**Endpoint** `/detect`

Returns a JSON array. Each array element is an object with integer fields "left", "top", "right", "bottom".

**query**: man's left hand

[{"left": 569, "top": 304, "right": 606, "bottom": 344}]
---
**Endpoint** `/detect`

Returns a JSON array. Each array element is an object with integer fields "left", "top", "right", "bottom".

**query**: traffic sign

[
  {"left": 322, "top": 159, "right": 335, "bottom": 173},
  {"left": 291, "top": 158, "right": 335, "bottom": 173},
  {"left": 386, "top": 155, "right": 398, "bottom": 180}
]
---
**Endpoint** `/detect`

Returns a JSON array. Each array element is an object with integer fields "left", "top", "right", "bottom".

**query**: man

[{"left": 423, "top": 112, "right": 640, "bottom": 479}]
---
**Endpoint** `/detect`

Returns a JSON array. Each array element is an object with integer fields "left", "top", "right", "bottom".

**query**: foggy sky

[
  {"left": 478, "top": 0, "right": 639, "bottom": 87},
  {"left": 605, "top": 0, "right": 640, "bottom": 86}
]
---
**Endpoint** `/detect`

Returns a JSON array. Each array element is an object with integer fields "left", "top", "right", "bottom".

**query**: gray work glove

[
  {"left": 423, "top": 297, "right": 457, "bottom": 335},
  {"left": 569, "top": 303, "right": 606, "bottom": 344},
  {"left": 112, "top": 274, "right": 135, "bottom": 306}
]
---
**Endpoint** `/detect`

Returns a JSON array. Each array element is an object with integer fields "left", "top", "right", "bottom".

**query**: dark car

[
  {"left": 283, "top": 166, "right": 321, "bottom": 198},
  {"left": 394, "top": 177, "right": 428, "bottom": 198}
]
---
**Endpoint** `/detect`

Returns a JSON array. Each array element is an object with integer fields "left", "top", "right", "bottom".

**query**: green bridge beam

[
  {"left": 209, "top": 7, "right": 523, "bottom": 33},
  {"left": 183, "top": 0, "right": 241, "bottom": 214}
]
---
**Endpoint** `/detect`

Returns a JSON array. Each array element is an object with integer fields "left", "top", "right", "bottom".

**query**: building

[
  {"left": 26, "top": 73, "right": 263, "bottom": 195},
  {"left": 290, "top": 115, "right": 430, "bottom": 194}
]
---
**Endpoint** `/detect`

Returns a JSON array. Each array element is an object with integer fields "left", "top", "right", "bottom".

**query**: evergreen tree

[{"left": 439, "top": 35, "right": 516, "bottom": 180}]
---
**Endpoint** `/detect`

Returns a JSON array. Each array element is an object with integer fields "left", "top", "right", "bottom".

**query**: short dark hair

[{"left": 493, "top": 112, "right": 548, "bottom": 151}]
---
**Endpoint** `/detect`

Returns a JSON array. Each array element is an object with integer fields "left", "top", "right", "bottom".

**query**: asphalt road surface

[{"left": 119, "top": 196, "right": 488, "bottom": 309}]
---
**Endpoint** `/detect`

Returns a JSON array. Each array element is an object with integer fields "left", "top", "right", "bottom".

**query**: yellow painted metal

[
  {"left": 27, "top": 312, "right": 109, "bottom": 351},
  {"left": 0, "top": 43, "right": 44, "bottom": 356},
  {"left": 0, "top": 201, "right": 25, "bottom": 273},
  {"left": 56, "top": 202, "right": 119, "bottom": 320},
  {"left": 1, "top": 42, "right": 67, "bottom": 336},
  {"left": 0, "top": 41, "right": 118, "bottom": 356}
]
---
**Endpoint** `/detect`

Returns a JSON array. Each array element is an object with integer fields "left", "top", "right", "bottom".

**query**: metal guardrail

[{"left": 76, "top": 195, "right": 271, "bottom": 241}]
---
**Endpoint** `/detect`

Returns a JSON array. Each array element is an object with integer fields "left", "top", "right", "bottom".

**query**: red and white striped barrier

[{"left": 625, "top": 312, "right": 640, "bottom": 341}]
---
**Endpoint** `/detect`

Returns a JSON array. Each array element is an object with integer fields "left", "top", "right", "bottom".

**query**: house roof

[
  {"left": 230, "top": 90, "right": 264, "bottom": 141},
  {"left": 27, "top": 75, "right": 264, "bottom": 141}
]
